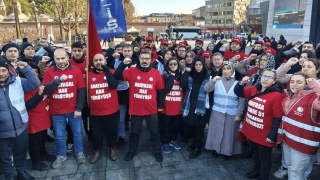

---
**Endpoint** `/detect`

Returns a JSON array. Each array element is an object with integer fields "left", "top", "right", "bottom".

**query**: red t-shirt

[
  {"left": 162, "top": 80, "right": 184, "bottom": 116},
  {"left": 24, "top": 89, "right": 51, "bottom": 134},
  {"left": 242, "top": 86, "right": 283, "bottom": 148},
  {"left": 42, "top": 65, "right": 85, "bottom": 115},
  {"left": 224, "top": 50, "right": 247, "bottom": 62},
  {"left": 88, "top": 70, "right": 119, "bottom": 116},
  {"left": 70, "top": 58, "right": 87, "bottom": 85},
  {"left": 123, "top": 67, "right": 164, "bottom": 115}
]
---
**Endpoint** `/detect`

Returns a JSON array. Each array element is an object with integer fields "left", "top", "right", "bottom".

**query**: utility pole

[{"left": 12, "top": 1, "right": 22, "bottom": 39}]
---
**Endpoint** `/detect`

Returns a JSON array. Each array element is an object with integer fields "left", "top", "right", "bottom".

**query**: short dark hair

[
  {"left": 277, "top": 41, "right": 286, "bottom": 46},
  {"left": 303, "top": 41, "right": 316, "bottom": 50},
  {"left": 300, "top": 50, "right": 316, "bottom": 59},
  {"left": 122, "top": 43, "right": 133, "bottom": 50},
  {"left": 71, "top": 42, "right": 83, "bottom": 49},
  {"left": 139, "top": 51, "right": 151, "bottom": 58},
  {"left": 115, "top": 44, "right": 122, "bottom": 49},
  {"left": 178, "top": 46, "right": 186, "bottom": 51}
]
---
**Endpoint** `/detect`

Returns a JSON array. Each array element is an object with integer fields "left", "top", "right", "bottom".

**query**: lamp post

[
  {"left": 31, "top": 1, "right": 41, "bottom": 39},
  {"left": 12, "top": 1, "right": 22, "bottom": 39}
]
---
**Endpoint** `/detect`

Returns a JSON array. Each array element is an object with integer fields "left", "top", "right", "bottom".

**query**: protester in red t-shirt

[
  {"left": 114, "top": 51, "right": 164, "bottom": 162},
  {"left": 87, "top": 53, "right": 120, "bottom": 163},
  {"left": 234, "top": 69, "right": 283, "bottom": 180},
  {"left": 67, "top": 41, "right": 92, "bottom": 154},
  {"left": 160, "top": 57, "right": 184, "bottom": 153},
  {"left": 24, "top": 63, "right": 66, "bottom": 171},
  {"left": 42, "top": 49, "right": 86, "bottom": 168}
]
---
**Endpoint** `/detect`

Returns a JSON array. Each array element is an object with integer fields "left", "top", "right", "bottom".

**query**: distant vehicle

[
  {"left": 170, "top": 26, "right": 202, "bottom": 40},
  {"left": 237, "top": 33, "right": 249, "bottom": 39}
]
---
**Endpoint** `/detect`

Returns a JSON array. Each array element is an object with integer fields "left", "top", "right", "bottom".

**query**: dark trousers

[
  {"left": 129, "top": 114, "right": 161, "bottom": 153},
  {"left": 67, "top": 107, "right": 91, "bottom": 144},
  {"left": 184, "top": 122, "right": 206, "bottom": 148},
  {"left": 159, "top": 114, "right": 180, "bottom": 144},
  {"left": 250, "top": 140, "right": 273, "bottom": 180},
  {"left": 0, "top": 130, "right": 28, "bottom": 180},
  {"left": 28, "top": 130, "right": 48, "bottom": 164},
  {"left": 90, "top": 111, "right": 119, "bottom": 151}
]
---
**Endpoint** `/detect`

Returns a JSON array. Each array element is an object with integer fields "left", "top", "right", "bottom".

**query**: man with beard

[
  {"left": 157, "top": 40, "right": 169, "bottom": 56},
  {"left": 192, "top": 38, "right": 205, "bottom": 57},
  {"left": 223, "top": 38, "right": 247, "bottom": 62},
  {"left": 42, "top": 49, "right": 86, "bottom": 168},
  {"left": 88, "top": 53, "right": 119, "bottom": 163},
  {"left": 249, "top": 41, "right": 264, "bottom": 56},
  {"left": 114, "top": 51, "right": 164, "bottom": 162},
  {"left": 67, "top": 42, "right": 91, "bottom": 154},
  {"left": 276, "top": 41, "right": 286, "bottom": 54}
]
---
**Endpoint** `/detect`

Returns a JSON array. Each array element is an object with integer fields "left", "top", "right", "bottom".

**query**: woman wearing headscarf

[
  {"left": 204, "top": 61, "right": 245, "bottom": 159},
  {"left": 160, "top": 57, "right": 184, "bottom": 153},
  {"left": 180, "top": 56, "right": 209, "bottom": 159},
  {"left": 277, "top": 72, "right": 320, "bottom": 180},
  {"left": 234, "top": 69, "right": 283, "bottom": 180}
]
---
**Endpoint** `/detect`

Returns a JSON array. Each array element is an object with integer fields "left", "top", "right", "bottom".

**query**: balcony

[{"left": 205, "top": 15, "right": 233, "bottom": 20}]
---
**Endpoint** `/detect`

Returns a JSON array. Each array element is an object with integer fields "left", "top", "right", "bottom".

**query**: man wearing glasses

[{"left": 114, "top": 51, "right": 164, "bottom": 163}]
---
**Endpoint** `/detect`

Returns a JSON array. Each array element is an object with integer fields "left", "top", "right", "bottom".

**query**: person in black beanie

[
  {"left": 19, "top": 42, "right": 41, "bottom": 65},
  {"left": 0, "top": 60, "right": 40, "bottom": 180},
  {"left": 2, "top": 43, "right": 20, "bottom": 75}
]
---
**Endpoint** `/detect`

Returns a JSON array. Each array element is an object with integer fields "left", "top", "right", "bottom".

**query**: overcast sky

[{"left": 131, "top": 0, "right": 206, "bottom": 15}]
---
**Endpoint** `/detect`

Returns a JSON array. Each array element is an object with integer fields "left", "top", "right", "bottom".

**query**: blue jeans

[
  {"left": 118, "top": 105, "right": 127, "bottom": 138},
  {"left": 52, "top": 112, "right": 83, "bottom": 156}
]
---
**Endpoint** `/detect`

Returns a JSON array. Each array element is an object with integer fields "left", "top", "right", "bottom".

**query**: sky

[{"left": 131, "top": 0, "right": 206, "bottom": 16}]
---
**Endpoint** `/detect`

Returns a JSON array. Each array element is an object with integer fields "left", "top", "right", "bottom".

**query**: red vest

[
  {"left": 224, "top": 50, "right": 247, "bottom": 62},
  {"left": 163, "top": 80, "right": 184, "bottom": 116},
  {"left": 242, "top": 89, "right": 283, "bottom": 148},
  {"left": 278, "top": 93, "right": 320, "bottom": 155},
  {"left": 24, "top": 89, "right": 51, "bottom": 134},
  {"left": 88, "top": 70, "right": 119, "bottom": 116}
]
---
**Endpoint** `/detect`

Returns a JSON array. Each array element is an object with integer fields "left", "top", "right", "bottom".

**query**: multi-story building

[
  {"left": 192, "top": 6, "right": 206, "bottom": 18},
  {"left": 204, "top": 0, "right": 250, "bottom": 33},
  {"left": 247, "top": 0, "right": 269, "bottom": 34}
]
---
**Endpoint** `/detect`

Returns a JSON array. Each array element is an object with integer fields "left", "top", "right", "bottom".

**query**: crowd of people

[{"left": 0, "top": 34, "right": 320, "bottom": 180}]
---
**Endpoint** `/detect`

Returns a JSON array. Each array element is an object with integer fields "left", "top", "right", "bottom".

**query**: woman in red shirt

[
  {"left": 234, "top": 68, "right": 283, "bottom": 180},
  {"left": 160, "top": 57, "right": 184, "bottom": 153}
]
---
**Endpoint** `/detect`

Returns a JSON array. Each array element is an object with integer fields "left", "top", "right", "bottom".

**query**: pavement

[{"left": 1, "top": 122, "right": 319, "bottom": 180}]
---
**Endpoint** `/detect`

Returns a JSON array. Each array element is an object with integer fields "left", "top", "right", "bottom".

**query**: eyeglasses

[
  {"left": 169, "top": 63, "right": 178, "bottom": 66},
  {"left": 262, "top": 75, "right": 274, "bottom": 80}
]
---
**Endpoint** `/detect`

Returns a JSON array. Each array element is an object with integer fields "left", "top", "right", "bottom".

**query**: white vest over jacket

[{"left": 212, "top": 80, "right": 239, "bottom": 115}]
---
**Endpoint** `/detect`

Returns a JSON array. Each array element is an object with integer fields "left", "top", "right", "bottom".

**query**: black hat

[
  {"left": 2, "top": 43, "right": 19, "bottom": 54},
  {"left": 20, "top": 42, "right": 33, "bottom": 54},
  {"left": 0, "top": 60, "right": 9, "bottom": 70}
]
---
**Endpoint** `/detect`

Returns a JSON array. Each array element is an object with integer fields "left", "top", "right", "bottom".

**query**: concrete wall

[{"left": 266, "top": 0, "right": 313, "bottom": 43}]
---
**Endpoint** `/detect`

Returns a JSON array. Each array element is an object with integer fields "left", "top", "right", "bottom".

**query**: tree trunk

[
  {"left": 13, "top": 2, "right": 21, "bottom": 39},
  {"left": 67, "top": 29, "right": 72, "bottom": 46},
  {"left": 59, "top": 22, "right": 65, "bottom": 41}
]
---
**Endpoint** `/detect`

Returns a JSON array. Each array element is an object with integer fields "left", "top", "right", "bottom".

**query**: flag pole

[{"left": 86, "top": 1, "right": 90, "bottom": 132}]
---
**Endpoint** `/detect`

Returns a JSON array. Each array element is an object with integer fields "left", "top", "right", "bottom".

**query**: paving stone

[
  {"left": 46, "top": 159, "right": 78, "bottom": 177},
  {"left": 77, "top": 154, "right": 107, "bottom": 173},
  {"left": 106, "top": 168, "right": 134, "bottom": 180},
  {"left": 106, "top": 149, "right": 134, "bottom": 170},
  {"left": 134, "top": 164, "right": 174, "bottom": 180}
]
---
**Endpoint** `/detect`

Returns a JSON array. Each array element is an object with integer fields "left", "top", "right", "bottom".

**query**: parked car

[{"left": 236, "top": 33, "right": 249, "bottom": 39}]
